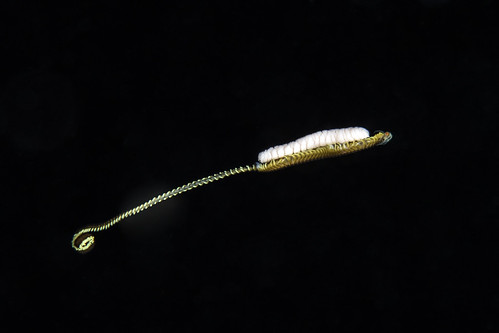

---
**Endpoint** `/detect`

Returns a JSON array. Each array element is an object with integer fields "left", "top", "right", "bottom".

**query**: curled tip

[{"left": 72, "top": 232, "right": 95, "bottom": 254}]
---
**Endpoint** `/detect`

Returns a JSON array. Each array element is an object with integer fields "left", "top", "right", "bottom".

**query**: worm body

[
  {"left": 72, "top": 127, "right": 392, "bottom": 253},
  {"left": 258, "top": 127, "right": 369, "bottom": 163}
]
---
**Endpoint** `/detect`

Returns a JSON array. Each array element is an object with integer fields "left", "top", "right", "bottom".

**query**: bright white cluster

[{"left": 257, "top": 127, "right": 370, "bottom": 163}]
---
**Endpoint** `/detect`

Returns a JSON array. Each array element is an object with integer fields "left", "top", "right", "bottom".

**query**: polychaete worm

[{"left": 72, "top": 126, "right": 392, "bottom": 253}]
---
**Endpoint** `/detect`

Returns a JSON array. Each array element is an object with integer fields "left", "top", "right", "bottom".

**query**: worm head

[{"left": 375, "top": 131, "right": 392, "bottom": 145}]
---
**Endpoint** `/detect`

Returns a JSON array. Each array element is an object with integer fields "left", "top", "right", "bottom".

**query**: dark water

[{"left": 3, "top": 1, "right": 498, "bottom": 331}]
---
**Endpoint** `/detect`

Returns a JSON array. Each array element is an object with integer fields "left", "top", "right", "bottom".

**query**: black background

[{"left": 2, "top": 0, "right": 498, "bottom": 331}]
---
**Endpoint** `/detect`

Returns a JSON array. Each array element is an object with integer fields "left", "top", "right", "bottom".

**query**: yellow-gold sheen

[{"left": 72, "top": 130, "right": 392, "bottom": 253}]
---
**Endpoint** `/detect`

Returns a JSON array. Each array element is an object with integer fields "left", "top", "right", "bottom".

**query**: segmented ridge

[{"left": 256, "top": 131, "right": 389, "bottom": 172}]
